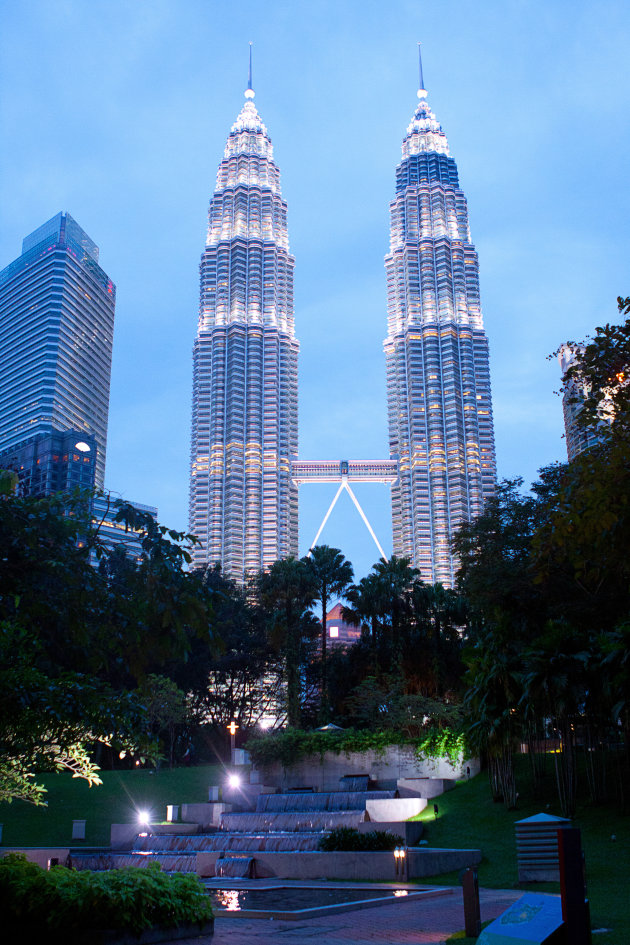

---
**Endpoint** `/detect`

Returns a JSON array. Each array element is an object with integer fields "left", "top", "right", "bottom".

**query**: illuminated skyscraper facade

[
  {"left": 0, "top": 212, "right": 115, "bottom": 489},
  {"left": 189, "top": 77, "right": 299, "bottom": 579},
  {"left": 384, "top": 66, "right": 496, "bottom": 586}
]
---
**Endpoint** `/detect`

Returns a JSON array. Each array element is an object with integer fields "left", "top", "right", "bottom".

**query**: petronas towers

[
  {"left": 189, "top": 71, "right": 298, "bottom": 579},
  {"left": 189, "top": 52, "right": 496, "bottom": 586},
  {"left": 385, "top": 75, "right": 496, "bottom": 586}
]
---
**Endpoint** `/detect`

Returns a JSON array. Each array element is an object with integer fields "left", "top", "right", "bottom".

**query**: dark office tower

[
  {"left": 0, "top": 212, "right": 115, "bottom": 489},
  {"left": 189, "top": 70, "right": 299, "bottom": 580},
  {"left": 384, "top": 56, "right": 496, "bottom": 586},
  {"left": 0, "top": 429, "right": 97, "bottom": 497}
]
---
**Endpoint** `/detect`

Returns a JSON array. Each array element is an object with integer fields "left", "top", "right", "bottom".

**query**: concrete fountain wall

[
  {"left": 253, "top": 745, "right": 479, "bottom": 792},
  {"left": 195, "top": 847, "right": 482, "bottom": 880}
]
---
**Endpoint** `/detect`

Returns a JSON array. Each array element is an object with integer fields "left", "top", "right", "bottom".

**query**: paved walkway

[{"left": 179, "top": 885, "right": 521, "bottom": 944}]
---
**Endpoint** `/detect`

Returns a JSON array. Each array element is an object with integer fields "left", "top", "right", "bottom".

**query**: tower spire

[
  {"left": 245, "top": 42, "right": 255, "bottom": 99},
  {"left": 417, "top": 42, "right": 427, "bottom": 99}
]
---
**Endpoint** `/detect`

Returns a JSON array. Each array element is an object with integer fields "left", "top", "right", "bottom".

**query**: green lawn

[
  {"left": 410, "top": 758, "right": 629, "bottom": 945},
  {"left": 2, "top": 757, "right": 628, "bottom": 943},
  {"left": 0, "top": 764, "right": 222, "bottom": 847}
]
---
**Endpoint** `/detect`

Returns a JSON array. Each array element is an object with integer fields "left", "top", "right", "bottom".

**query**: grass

[
  {"left": 0, "top": 764, "right": 222, "bottom": 847},
  {"left": 409, "top": 756, "right": 629, "bottom": 945},
  {"left": 2, "top": 755, "right": 628, "bottom": 943}
]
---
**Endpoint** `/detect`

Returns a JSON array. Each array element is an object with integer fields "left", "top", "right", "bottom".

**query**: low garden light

[{"left": 394, "top": 845, "right": 406, "bottom": 878}]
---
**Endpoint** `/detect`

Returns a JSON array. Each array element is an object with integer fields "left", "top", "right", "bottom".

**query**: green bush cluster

[
  {"left": 318, "top": 826, "right": 404, "bottom": 851},
  {"left": 0, "top": 853, "right": 213, "bottom": 936},
  {"left": 416, "top": 726, "right": 469, "bottom": 767},
  {"left": 245, "top": 726, "right": 469, "bottom": 768}
]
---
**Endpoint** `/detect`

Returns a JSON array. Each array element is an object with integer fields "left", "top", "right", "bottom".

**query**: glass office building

[
  {"left": 189, "top": 82, "right": 299, "bottom": 579},
  {"left": 0, "top": 212, "right": 116, "bottom": 489},
  {"left": 384, "top": 75, "right": 496, "bottom": 586},
  {"left": 0, "top": 429, "right": 96, "bottom": 497}
]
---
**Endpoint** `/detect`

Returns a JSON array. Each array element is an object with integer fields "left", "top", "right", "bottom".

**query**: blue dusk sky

[{"left": 1, "top": 0, "right": 629, "bottom": 581}]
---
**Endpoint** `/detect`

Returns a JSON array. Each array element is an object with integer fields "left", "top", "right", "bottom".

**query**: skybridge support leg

[
  {"left": 306, "top": 477, "right": 389, "bottom": 562},
  {"left": 307, "top": 481, "right": 345, "bottom": 554},
  {"left": 343, "top": 479, "right": 389, "bottom": 562}
]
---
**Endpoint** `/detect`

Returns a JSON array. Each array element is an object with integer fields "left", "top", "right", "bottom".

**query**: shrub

[
  {"left": 245, "top": 726, "right": 469, "bottom": 768},
  {"left": 0, "top": 853, "right": 213, "bottom": 936},
  {"left": 318, "top": 826, "right": 404, "bottom": 851}
]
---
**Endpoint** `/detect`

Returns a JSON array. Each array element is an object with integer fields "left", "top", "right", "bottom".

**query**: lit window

[{"left": 329, "top": 626, "right": 339, "bottom": 638}]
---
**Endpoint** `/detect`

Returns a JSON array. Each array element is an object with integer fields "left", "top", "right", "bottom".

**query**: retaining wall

[
  {"left": 2, "top": 848, "right": 71, "bottom": 868},
  {"left": 255, "top": 746, "right": 479, "bottom": 792}
]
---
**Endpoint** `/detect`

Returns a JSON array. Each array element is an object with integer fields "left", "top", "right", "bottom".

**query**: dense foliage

[
  {"left": 318, "top": 827, "right": 404, "bottom": 852},
  {"left": 0, "top": 853, "right": 213, "bottom": 936},
  {"left": 245, "top": 725, "right": 469, "bottom": 768},
  {"left": 0, "top": 487, "right": 215, "bottom": 803},
  {"left": 455, "top": 298, "right": 630, "bottom": 816}
]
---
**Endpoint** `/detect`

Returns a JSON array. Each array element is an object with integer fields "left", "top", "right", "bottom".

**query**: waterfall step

[
  {"left": 221, "top": 809, "right": 367, "bottom": 833},
  {"left": 71, "top": 852, "right": 197, "bottom": 872},
  {"left": 216, "top": 855, "right": 254, "bottom": 878},
  {"left": 133, "top": 832, "right": 322, "bottom": 853},
  {"left": 256, "top": 790, "right": 395, "bottom": 813}
]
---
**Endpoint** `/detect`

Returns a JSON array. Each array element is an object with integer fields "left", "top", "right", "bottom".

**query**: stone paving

[{"left": 177, "top": 885, "right": 522, "bottom": 944}]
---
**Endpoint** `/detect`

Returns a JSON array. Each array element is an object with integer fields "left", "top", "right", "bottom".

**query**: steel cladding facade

[
  {"left": 384, "top": 91, "right": 496, "bottom": 586},
  {"left": 189, "top": 94, "right": 299, "bottom": 579}
]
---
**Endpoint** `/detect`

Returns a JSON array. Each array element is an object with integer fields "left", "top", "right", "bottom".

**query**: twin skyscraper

[
  {"left": 0, "top": 52, "right": 496, "bottom": 585},
  {"left": 189, "top": 55, "right": 497, "bottom": 586}
]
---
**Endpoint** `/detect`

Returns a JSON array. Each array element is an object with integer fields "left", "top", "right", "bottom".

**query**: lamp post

[{"left": 227, "top": 720, "right": 238, "bottom": 763}]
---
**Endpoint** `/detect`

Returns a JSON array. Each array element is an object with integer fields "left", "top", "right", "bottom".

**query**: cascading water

[
  {"left": 220, "top": 809, "right": 367, "bottom": 832},
  {"left": 70, "top": 788, "right": 398, "bottom": 874},
  {"left": 215, "top": 855, "right": 254, "bottom": 878}
]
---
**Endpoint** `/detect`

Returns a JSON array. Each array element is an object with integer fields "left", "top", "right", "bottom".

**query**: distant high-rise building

[
  {"left": 384, "top": 55, "right": 496, "bottom": 586},
  {"left": 189, "top": 65, "right": 299, "bottom": 580},
  {"left": 91, "top": 494, "right": 158, "bottom": 563},
  {"left": 0, "top": 212, "right": 115, "bottom": 489},
  {"left": 558, "top": 344, "right": 602, "bottom": 460}
]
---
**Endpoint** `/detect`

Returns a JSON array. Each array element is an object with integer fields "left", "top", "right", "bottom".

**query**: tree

[
  {"left": 0, "top": 488, "right": 214, "bottom": 802},
  {"left": 257, "top": 558, "right": 318, "bottom": 728},
  {"left": 305, "top": 545, "right": 353, "bottom": 721},
  {"left": 168, "top": 565, "right": 280, "bottom": 738},
  {"left": 558, "top": 295, "right": 630, "bottom": 445},
  {"left": 137, "top": 674, "right": 189, "bottom": 769},
  {"left": 408, "top": 582, "right": 466, "bottom": 699}
]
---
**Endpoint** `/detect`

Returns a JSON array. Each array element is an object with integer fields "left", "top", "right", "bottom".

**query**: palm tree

[
  {"left": 370, "top": 556, "right": 418, "bottom": 669},
  {"left": 257, "top": 557, "right": 318, "bottom": 728},
  {"left": 305, "top": 545, "right": 354, "bottom": 721},
  {"left": 410, "top": 582, "right": 467, "bottom": 698}
]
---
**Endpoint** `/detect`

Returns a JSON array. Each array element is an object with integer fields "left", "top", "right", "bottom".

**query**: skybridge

[{"left": 292, "top": 459, "right": 399, "bottom": 560}]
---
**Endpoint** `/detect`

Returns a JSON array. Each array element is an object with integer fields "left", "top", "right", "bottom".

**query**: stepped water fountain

[{"left": 70, "top": 786, "right": 399, "bottom": 876}]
